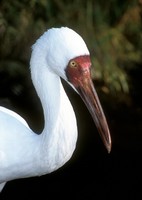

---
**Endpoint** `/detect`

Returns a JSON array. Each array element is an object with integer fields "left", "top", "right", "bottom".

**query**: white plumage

[{"left": 0, "top": 27, "right": 111, "bottom": 192}]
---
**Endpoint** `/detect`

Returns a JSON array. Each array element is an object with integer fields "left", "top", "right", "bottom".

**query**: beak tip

[
  {"left": 106, "top": 140, "right": 112, "bottom": 153},
  {"left": 107, "top": 145, "right": 111, "bottom": 154}
]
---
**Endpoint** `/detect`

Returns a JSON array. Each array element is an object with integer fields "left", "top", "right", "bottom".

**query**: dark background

[{"left": 0, "top": 0, "right": 142, "bottom": 199}]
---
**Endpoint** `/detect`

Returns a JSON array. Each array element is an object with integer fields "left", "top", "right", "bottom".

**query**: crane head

[{"left": 66, "top": 55, "right": 111, "bottom": 153}]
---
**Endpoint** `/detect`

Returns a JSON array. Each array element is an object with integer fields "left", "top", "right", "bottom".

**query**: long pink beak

[{"left": 76, "top": 76, "right": 111, "bottom": 153}]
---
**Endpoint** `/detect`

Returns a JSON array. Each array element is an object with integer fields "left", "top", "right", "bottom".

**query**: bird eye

[{"left": 70, "top": 60, "right": 77, "bottom": 68}]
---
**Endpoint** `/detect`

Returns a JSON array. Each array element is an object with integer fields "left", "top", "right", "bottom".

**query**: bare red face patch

[{"left": 66, "top": 55, "right": 91, "bottom": 87}]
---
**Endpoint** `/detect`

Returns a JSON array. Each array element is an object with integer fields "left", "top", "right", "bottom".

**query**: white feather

[{"left": 0, "top": 27, "right": 89, "bottom": 191}]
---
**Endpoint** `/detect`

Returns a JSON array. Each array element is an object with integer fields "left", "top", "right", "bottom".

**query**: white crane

[{"left": 0, "top": 27, "right": 111, "bottom": 192}]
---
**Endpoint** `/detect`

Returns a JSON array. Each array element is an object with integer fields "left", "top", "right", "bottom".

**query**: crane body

[{"left": 0, "top": 27, "right": 111, "bottom": 192}]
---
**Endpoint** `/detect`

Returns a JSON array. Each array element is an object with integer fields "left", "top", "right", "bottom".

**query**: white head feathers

[{"left": 31, "top": 27, "right": 89, "bottom": 79}]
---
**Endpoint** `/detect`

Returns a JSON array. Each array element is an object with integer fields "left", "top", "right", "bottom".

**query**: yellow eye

[{"left": 70, "top": 60, "right": 77, "bottom": 68}]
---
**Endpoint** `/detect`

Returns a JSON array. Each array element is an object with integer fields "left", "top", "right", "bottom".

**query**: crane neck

[
  {"left": 31, "top": 63, "right": 61, "bottom": 133},
  {"left": 30, "top": 43, "right": 77, "bottom": 173}
]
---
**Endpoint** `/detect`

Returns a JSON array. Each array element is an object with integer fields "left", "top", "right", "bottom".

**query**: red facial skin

[{"left": 66, "top": 55, "right": 91, "bottom": 88}]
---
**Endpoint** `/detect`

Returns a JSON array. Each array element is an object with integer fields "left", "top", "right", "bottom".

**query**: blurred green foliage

[{"left": 0, "top": 0, "right": 141, "bottom": 97}]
